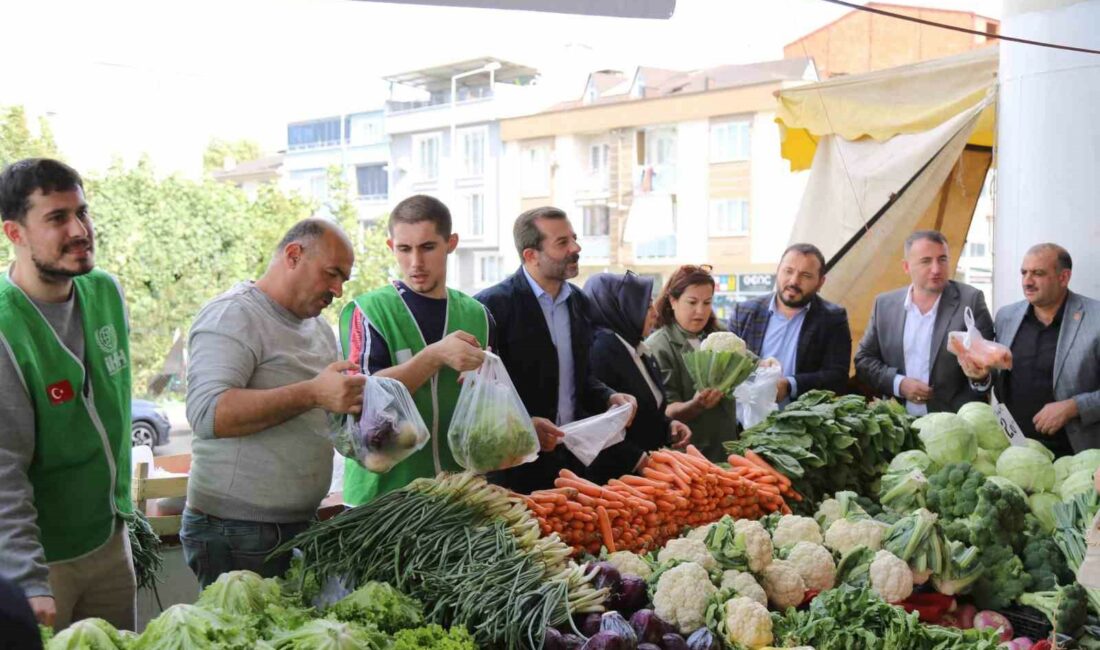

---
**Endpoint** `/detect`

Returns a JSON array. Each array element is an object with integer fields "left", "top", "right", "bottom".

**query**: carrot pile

[{"left": 523, "top": 445, "right": 801, "bottom": 556}]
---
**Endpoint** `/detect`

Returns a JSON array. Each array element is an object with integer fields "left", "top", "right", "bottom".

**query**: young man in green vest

[
  {"left": 340, "top": 195, "right": 493, "bottom": 504},
  {"left": 0, "top": 158, "right": 136, "bottom": 631}
]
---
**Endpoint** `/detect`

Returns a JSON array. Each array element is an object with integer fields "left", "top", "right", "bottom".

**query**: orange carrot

[{"left": 596, "top": 505, "right": 616, "bottom": 553}]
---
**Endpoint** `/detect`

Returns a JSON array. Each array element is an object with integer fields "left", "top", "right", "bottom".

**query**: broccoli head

[
  {"left": 969, "top": 543, "right": 1031, "bottom": 611},
  {"left": 1022, "top": 534, "right": 1074, "bottom": 591},
  {"left": 926, "top": 463, "right": 984, "bottom": 521},
  {"left": 1019, "top": 583, "right": 1089, "bottom": 636},
  {"left": 968, "top": 479, "right": 1031, "bottom": 553}
]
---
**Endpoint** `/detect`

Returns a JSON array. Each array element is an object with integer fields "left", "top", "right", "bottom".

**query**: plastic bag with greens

[
  {"left": 683, "top": 332, "right": 758, "bottom": 394},
  {"left": 331, "top": 376, "right": 430, "bottom": 473},
  {"left": 447, "top": 352, "right": 539, "bottom": 473}
]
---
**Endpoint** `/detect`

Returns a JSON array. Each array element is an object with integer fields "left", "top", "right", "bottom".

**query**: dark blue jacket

[
  {"left": 475, "top": 268, "right": 614, "bottom": 492},
  {"left": 729, "top": 293, "right": 852, "bottom": 395}
]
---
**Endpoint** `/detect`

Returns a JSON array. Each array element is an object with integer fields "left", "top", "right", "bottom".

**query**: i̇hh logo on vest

[{"left": 96, "top": 324, "right": 127, "bottom": 376}]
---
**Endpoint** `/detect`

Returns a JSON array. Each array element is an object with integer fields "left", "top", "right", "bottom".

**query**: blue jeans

[{"left": 180, "top": 508, "right": 310, "bottom": 589}]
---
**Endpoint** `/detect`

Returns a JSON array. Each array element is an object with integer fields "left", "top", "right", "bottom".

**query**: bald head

[
  {"left": 1025, "top": 243, "right": 1072, "bottom": 273},
  {"left": 274, "top": 218, "right": 352, "bottom": 261},
  {"left": 260, "top": 218, "right": 355, "bottom": 319}
]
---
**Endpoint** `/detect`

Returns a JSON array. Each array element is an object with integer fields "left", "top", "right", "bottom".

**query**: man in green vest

[
  {"left": 0, "top": 158, "right": 135, "bottom": 631},
  {"left": 340, "top": 195, "right": 493, "bottom": 504}
]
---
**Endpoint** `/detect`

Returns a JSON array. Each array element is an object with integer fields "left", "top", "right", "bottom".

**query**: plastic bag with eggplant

[{"left": 330, "top": 375, "right": 430, "bottom": 473}]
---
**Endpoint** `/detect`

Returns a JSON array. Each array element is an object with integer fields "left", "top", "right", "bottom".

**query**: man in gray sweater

[{"left": 182, "top": 218, "right": 364, "bottom": 587}]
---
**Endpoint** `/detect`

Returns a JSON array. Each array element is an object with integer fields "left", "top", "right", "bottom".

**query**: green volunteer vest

[
  {"left": 338, "top": 284, "right": 488, "bottom": 504},
  {"left": 0, "top": 269, "right": 132, "bottom": 562}
]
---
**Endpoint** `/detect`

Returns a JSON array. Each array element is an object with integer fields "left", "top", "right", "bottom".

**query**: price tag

[{"left": 990, "top": 390, "right": 1028, "bottom": 446}]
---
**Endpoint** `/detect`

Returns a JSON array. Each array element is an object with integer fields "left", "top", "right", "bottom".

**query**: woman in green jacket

[{"left": 645, "top": 264, "right": 737, "bottom": 461}]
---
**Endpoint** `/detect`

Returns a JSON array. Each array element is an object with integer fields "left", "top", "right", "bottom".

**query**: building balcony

[
  {"left": 633, "top": 163, "right": 678, "bottom": 194},
  {"left": 634, "top": 235, "right": 677, "bottom": 259},
  {"left": 580, "top": 235, "right": 611, "bottom": 260}
]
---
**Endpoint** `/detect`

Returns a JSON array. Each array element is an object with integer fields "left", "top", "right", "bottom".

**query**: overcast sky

[{"left": 1, "top": 0, "right": 1002, "bottom": 176}]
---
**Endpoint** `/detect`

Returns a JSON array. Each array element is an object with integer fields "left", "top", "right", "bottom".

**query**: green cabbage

[
  {"left": 985, "top": 475, "right": 1029, "bottom": 502},
  {"left": 1060, "top": 469, "right": 1096, "bottom": 502},
  {"left": 47, "top": 618, "right": 134, "bottom": 650},
  {"left": 957, "top": 402, "right": 1009, "bottom": 452},
  {"left": 133, "top": 604, "right": 255, "bottom": 649},
  {"left": 914, "top": 413, "right": 977, "bottom": 466},
  {"left": 196, "top": 570, "right": 283, "bottom": 616},
  {"left": 888, "top": 450, "right": 936, "bottom": 475},
  {"left": 995, "top": 446, "right": 1055, "bottom": 493},
  {"left": 327, "top": 581, "right": 424, "bottom": 633},
  {"left": 269, "top": 619, "right": 389, "bottom": 650},
  {"left": 1067, "top": 449, "right": 1100, "bottom": 481},
  {"left": 1055, "top": 455, "right": 1078, "bottom": 488},
  {"left": 1024, "top": 438, "right": 1056, "bottom": 462},
  {"left": 1029, "top": 492, "right": 1062, "bottom": 532},
  {"left": 973, "top": 449, "right": 998, "bottom": 477}
]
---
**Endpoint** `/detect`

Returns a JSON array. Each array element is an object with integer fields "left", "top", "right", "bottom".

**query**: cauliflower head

[
  {"left": 659, "top": 538, "right": 718, "bottom": 572},
  {"left": 824, "top": 518, "right": 889, "bottom": 555},
  {"left": 700, "top": 332, "right": 747, "bottom": 354},
  {"left": 771, "top": 515, "right": 823, "bottom": 549},
  {"left": 687, "top": 522, "right": 718, "bottom": 542},
  {"left": 733, "top": 519, "right": 774, "bottom": 573},
  {"left": 606, "top": 550, "right": 652, "bottom": 578},
  {"left": 760, "top": 559, "right": 806, "bottom": 611},
  {"left": 870, "top": 550, "right": 914, "bottom": 603},
  {"left": 653, "top": 562, "right": 717, "bottom": 634},
  {"left": 719, "top": 570, "right": 767, "bottom": 608},
  {"left": 784, "top": 542, "right": 836, "bottom": 592},
  {"left": 719, "top": 597, "right": 773, "bottom": 649},
  {"left": 814, "top": 498, "right": 844, "bottom": 530}
]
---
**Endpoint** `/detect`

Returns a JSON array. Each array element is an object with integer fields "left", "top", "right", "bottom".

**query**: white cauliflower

[
  {"left": 605, "top": 550, "right": 652, "bottom": 578},
  {"left": 760, "top": 559, "right": 806, "bottom": 611},
  {"left": 700, "top": 331, "right": 747, "bottom": 354},
  {"left": 687, "top": 522, "right": 717, "bottom": 542},
  {"left": 733, "top": 519, "right": 774, "bottom": 573},
  {"left": 824, "top": 518, "right": 889, "bottom": 555},
  {"left": 717, "top": 597, "right": 773, "bottom": 649},
  {"left": 652, "top": 562, "right": 717, "bottom": 634},
  {"left": 784, "top": 542, "right": 836, "bottom": 592},
  {"left": 720, "top": 570, "right": 767, "bottom": 608},
  {"left": 814, "top": 498, "right": 844, "bottom": 530},
  {"left": 771, "top": 515, "right": 823, "bottom": 549},
  {"left": 658, "top": 538, "right": 718, "bottom": 571},
  {"left": 870, "top": 550, "right": 914, "bottom": 603}
]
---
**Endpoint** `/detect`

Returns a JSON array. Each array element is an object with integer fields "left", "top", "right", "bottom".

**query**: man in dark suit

[
  {"left": 855, "top": 230, "right": 994, "bottom": 414},
  {"left": 730, "top": 243, "right": 851, "bottom": 401},
  {"left": 475, "top": 206, "right": 636, "bottom": 493}
]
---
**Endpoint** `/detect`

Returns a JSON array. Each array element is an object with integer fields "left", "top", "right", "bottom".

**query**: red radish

[{"left": 974, "top": 610, "right": 1014, "bottom": 642}]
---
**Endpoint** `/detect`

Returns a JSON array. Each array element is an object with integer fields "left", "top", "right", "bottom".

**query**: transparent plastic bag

[
  {"left": 947, "top": 306, "right": 1013, "bottom": 371},
  {"left": 330, "top": 375, "right": 430, "bottom": 473},
  {"left": 734, "top": 361, "right": 783, "bottom": 429},
  {"left": 447, "top": 352, "right": 539, "bottom": 473},
  {"left": 561, "top": 403, "right": 636, "bottom": 466}
]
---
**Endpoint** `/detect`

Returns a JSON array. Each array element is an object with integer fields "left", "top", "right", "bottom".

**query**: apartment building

[{"left": 498, "top": 58, "right": 817, "bottom": 321}]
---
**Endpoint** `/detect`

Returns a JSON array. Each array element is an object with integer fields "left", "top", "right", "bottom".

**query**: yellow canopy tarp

[{"left": 777, "top": 47, "right": 998, "bottom": 171}]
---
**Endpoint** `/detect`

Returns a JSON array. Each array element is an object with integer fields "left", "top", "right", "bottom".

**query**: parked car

[{"left": 132, "top": 399, "right": 171, "bottom": 448}]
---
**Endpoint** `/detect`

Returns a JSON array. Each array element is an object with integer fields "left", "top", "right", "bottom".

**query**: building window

[
  {"left": 475, "top": 254, "right": 504, "bottom": 287},
  {"left": 589, "top": 144, "right": 610, "bottom": 175},
  {"left": 355, "top": 164, "right": 387, "bottom": 199},
  {"left": 464, "top": 192, "right": 484, "bottom": 237},
  {"left": 413, "top": 133, "right": 441, "bottom": 182},
  {"left": 967, "top": 242, "right": 987, "bottom": 257},
  {"left": 645, "top": 128, "right": 676, "bottom": 167},
  {"left": 582, "top": 205, "right": 610, "bottom": 237},
  {"left": 710, "top": 120, "right": 751, "bottom": 162},
  {"left": 287, "top": 117, "right": 341, "bottom": 150},
  {"left": 459, "top": 128, "right": 486, "bottom": 178},
  {"left": 347, "top": 114, "right": 383, "bottom": 146},
  {"left": 710, "top": 199, "right": 750, "bottom": 236},
  {"left": 521, "top": 146, "right": 550, "bottom": 197}
]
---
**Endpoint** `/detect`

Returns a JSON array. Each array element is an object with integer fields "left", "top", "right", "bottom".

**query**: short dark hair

[
  {"left": 1027, "top": 243, "right": 1073, "bottom": 272},
  {"left": 388, "top": 194, "right": 452, "bottom": 238},
  {"left": 654, "top": 265, "right": 719, "bottom": 332},
  {"left": 514, "top": 206, "right": 567, "bottom": 257},
  {"left": 275, "top": 218, "right": 332, "bottom": 254},
  {"left": 0, "top": 158, "right": 84, "bottom": 223},
  {"left": 780, "top": 243, "right": 827, "bottom": 275},
  {"left": 904, "top": 230, "right": 949, "bottom": 255}
]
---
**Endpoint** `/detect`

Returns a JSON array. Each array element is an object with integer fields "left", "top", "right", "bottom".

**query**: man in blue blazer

[
  {"left": 730, "top": 243, "right": 852, "bottom": 402},
  {"left": 967, "top": 244, "right": 1100, "bottom": 455}
]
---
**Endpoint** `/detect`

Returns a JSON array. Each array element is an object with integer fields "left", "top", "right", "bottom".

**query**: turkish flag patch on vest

[{"left": 46, "top": 380, "right": 75, "bottom": 405}]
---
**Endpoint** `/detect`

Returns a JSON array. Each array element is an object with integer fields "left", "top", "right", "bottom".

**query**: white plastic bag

[
  {"left": 331, "top": 375, "right": 430, "bottom": 473},
  {"left": 561, "top": 403, "right": 636, "bottom": 466},
  {"left": 734, "top": 362, "right": 783, "bottom": 429},
  {"left": 948, "top": 306, "right": 1013, "bottom": 371},
  {"left": 447, "top": 352, "right": 540, "bottom": 473}
]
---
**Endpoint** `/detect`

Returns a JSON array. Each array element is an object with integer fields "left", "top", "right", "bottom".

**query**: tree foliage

[{"left": 202, "top": 138, "right": 263, "bottom": 175}]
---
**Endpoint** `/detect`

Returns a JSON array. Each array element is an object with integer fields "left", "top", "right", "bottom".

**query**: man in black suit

[
  {"left": 730, "top": 243, "right": 852, "bottom": 403},
  {"left": 475, "top": 206, "right": 636, "bottom": 493}
]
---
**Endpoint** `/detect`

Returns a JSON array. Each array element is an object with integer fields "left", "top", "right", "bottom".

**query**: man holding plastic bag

[
  {"left": 729, "top": 243, "right": 852, "bottom": 415},
  {"left": 475, "top": 207, "right": 636, "bottom": 493},
  {"left": 964, "top": 244, "right": 1100, "bottom": 455},
  {"left": 340, "top": 196, "right": 494, "bottom": 504}
]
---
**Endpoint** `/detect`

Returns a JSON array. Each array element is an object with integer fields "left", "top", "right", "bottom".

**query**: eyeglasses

[{"left": 678, "top": 264, "right": 714, "bottom": 274}]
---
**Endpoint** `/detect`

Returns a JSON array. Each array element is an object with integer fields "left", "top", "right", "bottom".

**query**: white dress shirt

[{"left": 894, "top": 286, "right": 942, "bottom": 416}]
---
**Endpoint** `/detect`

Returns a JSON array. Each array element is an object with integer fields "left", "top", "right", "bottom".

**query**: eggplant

[
  {"left": 562, "top": 633, "right": 586, "bottom": 650},
  {"left": 600, "top": 611, "right": 638, "bottom": 647},
  {"left": 581, "top": 631, "right": 631, "bottom": 650},
  {"left": 590, "top": 561, "right": 625, "bottom": 609},
  {"left": 660, "top": 633, "right": 689, "bottom": 650},
  {"left": 619, "top": 576, "right": 649, "bottom": 614},
  {"left": 630, "top": 609, "right": 665, "bottom": 644},
  {"left": 685, "top": 628, "right": 721, "bottom": 650},
  {"left": 638, "top": 645, "right": 662, "bottom": 650},
  {"left": 580, "top": 612, "right": 604, "bottom": 637},
  {"left": 543, "top": 628, "right": 566, "bottom": 650}
]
